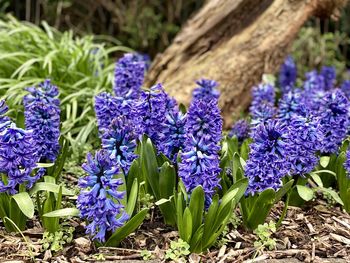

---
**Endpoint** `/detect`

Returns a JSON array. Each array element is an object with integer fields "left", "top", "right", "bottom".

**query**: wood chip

[
  {"left": 332, "top": 216, "right": 350, "bottom": 230},
  {"left": 243, "top": 254, "right": 269, "bottom": 263},
  {"left": 218, "top": 245, "right": 226, "bottom": 258},
  {"left": 330, "top": 233, "right": 350, "bottom": 245}
]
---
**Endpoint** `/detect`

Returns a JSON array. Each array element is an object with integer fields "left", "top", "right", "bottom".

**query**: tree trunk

[{"left": 145, "top": 0, "right": 347, "bottom": 127}]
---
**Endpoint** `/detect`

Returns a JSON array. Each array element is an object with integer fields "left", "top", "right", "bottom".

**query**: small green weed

[
  {"left": 253, "top": 221, "right": 277, "bottom": 251},
  {"left": 165, "top": 239, "right": 191, "bottom": 261},
  {"left": 41, "top": 226, "right": 74, "bottom": 252}
]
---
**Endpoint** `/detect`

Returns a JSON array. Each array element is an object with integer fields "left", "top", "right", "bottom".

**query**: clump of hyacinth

[
  {"left": 318, "top": 89, "right": 350, "bottom": 154},
  {"left": 77, "top": 150, "right": 129, "bottom": 242},
  {"left": 113, "top": 53, "right": 148, "bottom": 99},
  {"left": 0, "top": 123, "right": 45, "bottom": 194},
  {"left": 192, "top": 79, "right": 220, "bottom": 101},
  {"left": 320, "top": 66, "right": 336, "bottom": 90},
  {"left": 157, "top": 108, "right": 187, "bottom": 162},
  {"left": 277, "top": 89, "right": 304, "bottom": 123},
  {"left": 286, "top": 111, "right": 323, "bottom": 176},
  {"left": 137, "top": 83, "right": 176, "bottom": 144},
  {"left": 245, "top": 119, "right": 289, "bottom": 195},
  {"left": 340, "top": 80, "right": 350, "bottom": 98},
  {"left": 94, "top": 92, "right": 135, "bottom": 132},
  {"left": 101, "top": 117, "right": 137, "bottom": 175},
  {"left": 179, "top": 81, "right": 222, "bottom": 205},
  {"left": 24, "top": 81, "right": 60, "bottom": 162},
  {"left": 279, "top": 56, "right": 297, "bottom": 92},
  {"left": 229, "top": 119, "right": 250, "bottom": 143}
]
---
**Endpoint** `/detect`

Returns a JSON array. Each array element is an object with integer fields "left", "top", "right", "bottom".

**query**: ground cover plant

[{"left": 0, "top": 19, "right": 350, "bottom": 262}]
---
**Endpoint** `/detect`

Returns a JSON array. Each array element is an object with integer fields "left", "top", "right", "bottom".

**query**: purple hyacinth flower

[
  {"left": 101, "top": 117, "right": 137, "bottom": 175},
  {"left": 179, "top": 80, "right": 222, "bottom": 205},
  {"left": 251, "top": 83, "right": 275, "bottom": 106},
  {"left": 24, "top": 80, "right": 61, "bottom": 162},
  {"left": 157, "top": 108, "right": 187, "bottom": 162},
  {"left": 286, "top": 112, "right": 323, "bottom": 176},
  {"left": 94, "top": 92, "right": 135, "bottom": 132},
  {"left": 320, "top": 66, "right": 336, "bottom": 90},
  {"left": 318, "top": 89, "right": 350, "bottom": 154},
  {"left": 0, "top": 123, "right": 45, "bottom": 194},
  {"left": 279, "top": 56, "right": 297, "bottom": 92},
  {"left": 340, "top": 80, "right": 350, "bottom": 98},
  {"left": 137, "top": 83, "right": 176, "bottom": 144},
  {"left": 113, "top": 53, "right": 147, "bottom": 99},
  {"left": 302, "top": 70, "right": 326, "bottom": 112},
  {"left": 245, "top": 119, "right": 290, "bottom": 195},
  {"left": 250, "top": 83, "right": 276, "bottom": 126},
  {"left": 229, "top": 119, "right": 250, "bottom": 143},
  {"left": 77, "top": 150, "right": 129, "bottom": 242},
  {"left": 24, "top": 79, "right": 59, "bottom": 106},
  {"left": 192, "top": 79, "right": 220, "bottom": 102},
  {"left": 277, "top": 89, "right": 304, "bottom": 123},
  {"left": 250, "top": 102, "right": 276, "bottom": 127}
]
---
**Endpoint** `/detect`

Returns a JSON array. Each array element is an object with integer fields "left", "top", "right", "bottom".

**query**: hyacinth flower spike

[
  {"left": 113, "top": 53, "right": 148, "bottom": 99},
  {"left": 0, "top": 122, "right": 45, "bottom": 194},
  {"left": 279, "top": 55, "right": 297, "bottom": 93},
  {"left": 179, "top": 79, "right": 222, "bottom": 206},
  {"left": 77, "top": 150, "right": 129, "bottom": 242},
  {"left": 24, "top": 80, "right": 60, "bottom": 162},
  {"left": 101, "top": 117, "right": 137, "bottom": 175}
]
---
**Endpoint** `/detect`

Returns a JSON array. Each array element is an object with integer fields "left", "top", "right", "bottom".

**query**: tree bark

[{"left": 145, "top": 0, "right": 347, "bottom": 127}]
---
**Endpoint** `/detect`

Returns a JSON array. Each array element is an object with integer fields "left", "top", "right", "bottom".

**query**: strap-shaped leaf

[
  {"left": 159, "top": 162, "right": 176, "bottom": 198},
  {"left": 336, "top": 152, "right": 349, "bottom": 204},
  {"left": 30, "top": 182, "right": 74, "bottom": 196},
  {"left": 345, "top": 189, "right": 350, "bottom": 213},
  {"left": 105, "top": 208, "right": 148, "bottom": 247},
  {"left": 181, "top": 207, "right": 193, "bottom": 243},
  {"left": 203, "top": 195, "right": 219, "bottom": 242},
  {"left": 209, "top": 200, "right": 234, "bottom": 241},
  {"left": 126, "top": 178, "right": 138, "bottom": 216},
  {"left": 176, "top": 191, "right": 185, "bottom": 233},
  {"left": 189, "top": 224, "right": 204, "bottom": 252},
  {"left": 275, "top": 179, "right": 294, "bottom": 202},
  {"left": 246, "top": 188, "right": 276, "bottom": 230},
  {"left": 127, "top": 159, "right": 141, "bottom": 194},
  {"left": 189, "top": 186, "right": 205, "bottom": 234},
  {"left": 12, "top": 192, "right": 34, "bottom": 219},
  {"left": 36, "top": 163, "right": 54, "bottom": 168},
  {"left": 203, "top": 203, "right": 233, "bottom": 251},
  {"left": 140, "top": 139, "right": 160, "bottom": 199},
  {"left": 228, "top": 178, "right": 248, "bottom": 207},
  {"left": 240, "top": 139, "right": 251, "bottom": 160},
  {"left": 232, "top": 153, "right": 241, "bottom": 182},
  {"left": 43, "top": 208, "right": 80, "bottom": 217}
]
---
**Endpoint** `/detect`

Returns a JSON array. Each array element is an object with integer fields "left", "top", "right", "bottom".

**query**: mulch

[{"left": 0, "top": 199, "right": 349, "bottom": 263}]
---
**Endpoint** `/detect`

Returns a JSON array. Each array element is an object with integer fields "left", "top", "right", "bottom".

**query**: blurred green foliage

[
  {"left": 1, "top": 0, "right": 204, "bottom": 56},
  {"left": 291, "top": 5, "right": 350, "bottom": 79},
  {"left": 291, "top": 27, "right": 350, "bottom": 79}
]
